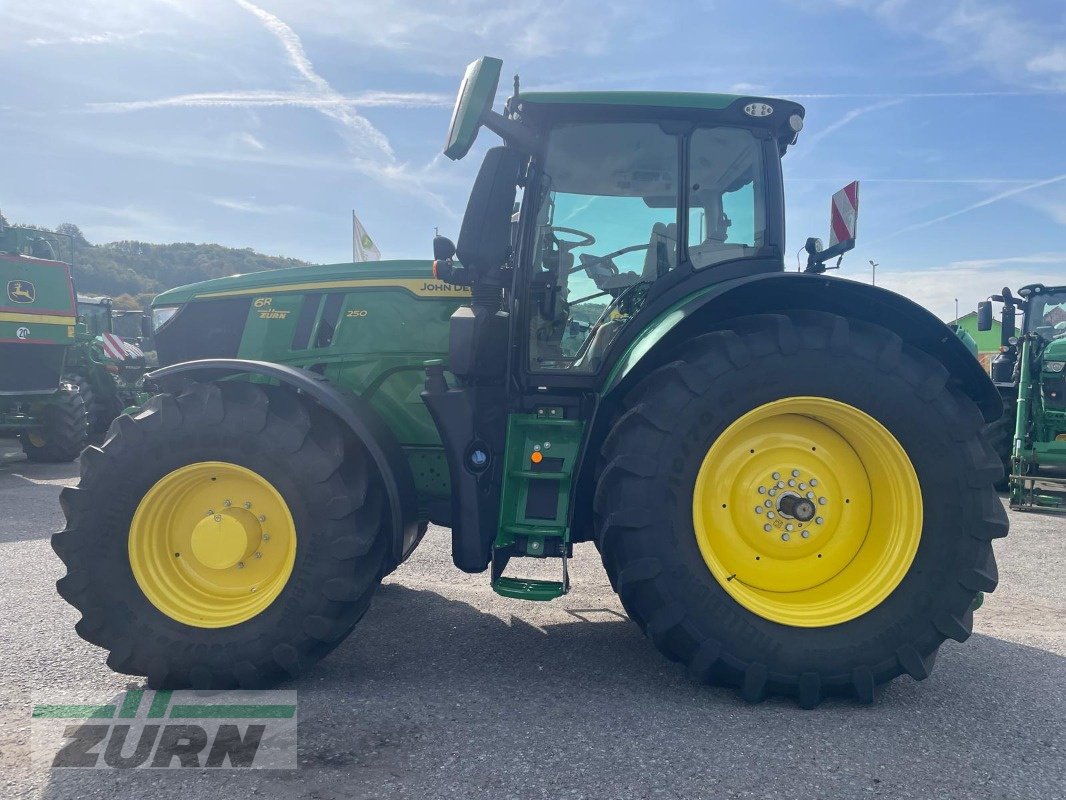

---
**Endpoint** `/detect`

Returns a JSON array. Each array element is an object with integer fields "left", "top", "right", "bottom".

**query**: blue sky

[{"left": 1, "top": 0, "right": 1064, "bottom": 318}]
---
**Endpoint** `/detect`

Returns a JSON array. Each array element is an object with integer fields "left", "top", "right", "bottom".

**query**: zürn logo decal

[
  {"left": 31, "top": 689, "right": 298, "bottom": 769},
  {"left": 7, "top": 280, "right": 36, "bottom": 304}
]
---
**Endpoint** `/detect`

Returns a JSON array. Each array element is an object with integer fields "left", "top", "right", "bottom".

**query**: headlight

[
  {"left": 151, "top": 305, "right": 179, "bottom": 332},
  {"left": 1047, "top": 361, "right": 1065, "bottom": 373}
]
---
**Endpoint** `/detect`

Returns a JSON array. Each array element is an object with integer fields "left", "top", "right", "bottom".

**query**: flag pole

[{"left": 352, "top": 209, "right": 356, "bottom": 263}]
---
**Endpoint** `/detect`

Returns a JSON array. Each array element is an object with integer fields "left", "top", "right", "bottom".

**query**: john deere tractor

[
  {"left": 979, "top": 284, "right": 1066, "bottom": 511},
  {"left": 54, "top": 57, "right": 1006, "bottom": 706},
  {"left": 66, "top": 294, "right": 151, "bottom": 433},
  {"left": 0, "top": 221, "right": 89, "bottom": 461}
]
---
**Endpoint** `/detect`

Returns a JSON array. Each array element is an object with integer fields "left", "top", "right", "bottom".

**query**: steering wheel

[
  {"left": 550, "top": 226, "right": 596, "bottom": 251},
  {"left": 569, "top": 243, "right": 650, "bottom": 276}
]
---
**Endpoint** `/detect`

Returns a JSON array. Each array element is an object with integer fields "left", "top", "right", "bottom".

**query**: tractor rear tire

[
  {"left": 53, "top": 381, "right": 389, "bottom": 689},
  {"left": 20, "top": 384, "right": 89, "bottom": 463},
  {"left": 595, "top": 312, "right": 1006, "bottom": 707},
  {"left": 64, "top": 374, "right": 118, "bottom": 435}
]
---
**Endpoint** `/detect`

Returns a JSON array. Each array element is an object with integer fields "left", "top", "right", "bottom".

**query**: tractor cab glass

[
  {"left": 526, "top": 122, "right": 765, "bottom": 372},
  {"left": 78, "top": 301, "right": 111, "bottom": 336},
  {"left": 1026, "top": 289, "right": 1066, "bottom": 341}
]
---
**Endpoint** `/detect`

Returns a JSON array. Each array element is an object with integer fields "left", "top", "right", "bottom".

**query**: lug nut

[
  {"left": 788, "top": 479, "right": 796, "bottom": 487},
  {"left": 777, "top": 481, "right": 785, "bottom": 489},
  {"left": 214, "top": 515, "right": 222, "bottom": 522},
  {"left": 262, "top": 533, "right": 270, "bottom": 541},
  {"left": 223, "top": 500, "right": 231, "bottom": 508},
  {"left": 815, "top": 517, "right": 824, "bottom": 525},
  {"left": 254, "top": 552, "right": 262, "bottom": 559},
  {"left": 772, "top": 472, "right": 781, "bottom": 480},
  {"left": 810, "top": 479, "right": 818, "bottom": 487},
  {"left": 801, "top": 530, "right": 810, "bottom": 539},
  {"left": 758, "top": 486, "right": 766, "bottom": 494},
  {"left": 763, "top": 524, "right": 772, "bottom": 532},
  {"left": 799, "top": 483, "right": 806, "bottom": 490},
  {"left": 792, "top": 469, "right": 800, "bottom": 477},
  {"left": 785, "top": 523, "right": 794, "bottom": 532},
  {"left": 781, "top": 533, "right": 790, "bottom": 542},
  {"left": 767, "top": 511, "right": 775, "bottom": 519},
  {"left": 755, "top": 507, "right": 763, "bottom": 514},
  {"left": 807, "top": 491, "right": 815, "bottom": 499},
  {"left": 258, "top": 515, "right": 266, "bottom": 522},
  {"left": 819, "top": 497, "right": 828, "bottom": 505},
  {"left": 244, "top": 501, "right": 252, "bottom": 509},
  {"left": 764, "top": 500, "right": 772, "bottom": 508},
  {"left": 237, "top": 561, "right": 245, "bottom": 569}
]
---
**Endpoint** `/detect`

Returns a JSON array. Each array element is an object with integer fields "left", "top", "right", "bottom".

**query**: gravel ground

[{"left": 0, "top": 441, "right": 1063, "bottom": 799}]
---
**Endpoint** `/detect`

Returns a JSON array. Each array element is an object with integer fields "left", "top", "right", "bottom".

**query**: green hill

[{"left": 6, "top": 217, "right": 309, "bottom": 309}]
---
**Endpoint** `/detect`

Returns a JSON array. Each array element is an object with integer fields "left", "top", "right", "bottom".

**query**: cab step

[{"left": 491, "top": 576, "right": 567, "bottom": 601}]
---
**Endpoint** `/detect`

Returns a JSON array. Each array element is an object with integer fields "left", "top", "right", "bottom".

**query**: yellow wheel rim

[
  {"left": 692, "top": 397, "right": 922, "bottom": 627},
  {"left": 128, "top": 461, "right": 297, "bottom": 628}
]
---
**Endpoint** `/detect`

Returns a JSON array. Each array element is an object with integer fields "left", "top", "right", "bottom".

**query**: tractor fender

[
  {"left": 145, "top": 359, "right": 421, "bottom": 567},
  {"left": 603, "top": 272, "right": 1002, "bottom": 422}
]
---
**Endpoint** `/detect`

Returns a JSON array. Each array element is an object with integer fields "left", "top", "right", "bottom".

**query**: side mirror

[
  {"left": 444, "top": 57, "right": 503, "bottom": 161},
  {"left": 433, "top": 235, "right": 456, "bottom": 261},
  {"left": 140, "top": 314, "right": 153, "bottom": 340},
  {"left": 977, "top": 301, "right": 993, "bottom": 332},
  {"left": 456, "top": 146, "right": 522, "bottom": 282}
]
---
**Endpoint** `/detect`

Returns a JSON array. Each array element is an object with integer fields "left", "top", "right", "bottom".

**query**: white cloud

[
  {"left": 876, "top": 254, "right": 1066, "bottom": 320},
  {"left": 815, "top": 1, "right": 1066, "bottom": 91},
  {"left": 210, "top": 197, "right": 300, "bottom": 215},
  {"left": 237, "top": 132, "right": 265, "bottom": 151},
  {"left": 27, "top": 29, "right": 149, "bottom": 46}
]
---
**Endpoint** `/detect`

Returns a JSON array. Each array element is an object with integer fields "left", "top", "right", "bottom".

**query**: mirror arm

[{"left": 482, "top": 110, "right": 541, "bottom": 156}]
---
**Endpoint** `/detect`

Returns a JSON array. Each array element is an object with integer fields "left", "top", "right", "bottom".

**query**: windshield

[
  {"left": 1026, "top": 289, "right": 1066, "bottom": 341},
  {"left": 526, "top": 122, "right": 766, "bottom": 372}
]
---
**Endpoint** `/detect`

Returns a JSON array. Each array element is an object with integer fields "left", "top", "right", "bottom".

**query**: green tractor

[
  {"left": 66, "top": 294, "right": 151, "bottom": 433},
  {"left": 0, "top": 221, "right": 89, "bottom": 462},
  {"left": 54, "top": 57, "right": 1006, "bottom": 706},
  {"left": 979, "top": 284, "right": 1066, "bottom": 512}
]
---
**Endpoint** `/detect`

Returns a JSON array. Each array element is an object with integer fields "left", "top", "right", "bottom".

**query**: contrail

[
  {"left": 87, "top": 90, "right": 450, "bottom": 113},
  {"left": 878, "top": 173, "right": 1066, "bottom": 241},
  {"left": 231, "top": 0, "right": 393, "bottom": 159},
  {"left": 800, "top": 98, "right": 905, "bottom": 151}
]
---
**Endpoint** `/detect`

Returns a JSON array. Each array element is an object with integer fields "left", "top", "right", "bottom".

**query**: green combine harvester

[
  {"left": 979, "top": 284, "right": 1066, "bottom": 512},
  {"left": 54, "top": 57, "right": 1007, "bottom": 706},
  {"left": 0, "top": 221, "right": 89, "bottom": 461}
]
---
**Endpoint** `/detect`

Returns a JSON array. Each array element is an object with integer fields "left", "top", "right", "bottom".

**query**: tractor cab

[
  {"left": 978, "top": 283, "right": 1066, "bottom": 511},
  {"left": 425, "top": 58, "right": 899, "bottom": 599}
]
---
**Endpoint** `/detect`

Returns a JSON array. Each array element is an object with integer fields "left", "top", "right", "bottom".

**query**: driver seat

[{"left": 642, "top": 222, "right": 677, "bottom": 280}]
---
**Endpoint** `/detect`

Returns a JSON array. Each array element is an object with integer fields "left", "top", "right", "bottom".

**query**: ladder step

[{"left": 491, "top": 577, "right": 566, "bottom": 601}]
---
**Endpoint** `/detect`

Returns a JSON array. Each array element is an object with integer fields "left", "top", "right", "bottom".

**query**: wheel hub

[
  {"left": 691, "top": 397, "right": 922, "bottom": 627},
  {"left": 128, "top": 461, "right": 297, "bottom": 628}
]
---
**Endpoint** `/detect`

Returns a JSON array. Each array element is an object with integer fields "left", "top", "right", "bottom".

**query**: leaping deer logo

[{"left": 7, "top": 280, "right": 36, "bottom": 304}]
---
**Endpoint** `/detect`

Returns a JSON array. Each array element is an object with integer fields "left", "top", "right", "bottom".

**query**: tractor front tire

[
  {"left": 20, "top": 384, "right": 89, "bottom": 463},
  {"left": 53, "top": 381, "right": 389, "bottom": 688},
  {"left": 595, "top": 312, "right": 1006, "bottom": 707}
]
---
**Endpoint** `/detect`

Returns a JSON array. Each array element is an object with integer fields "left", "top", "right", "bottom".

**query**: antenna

[{"left": 513, "top": 73, "right": 520, "bottom": 97}]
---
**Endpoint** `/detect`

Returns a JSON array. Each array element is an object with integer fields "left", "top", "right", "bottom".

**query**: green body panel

[
  {"left": 516, "top": 90, "right": 743, "bottom": 111},
  {"left": 152, "top": 260, "right": 469, "bottom": 500},
  {"left": 0, "top": 253, "right": 76, "bottom": 347},
  {"left": 0, "top": 226, "right": 78, "bottom": 433}
]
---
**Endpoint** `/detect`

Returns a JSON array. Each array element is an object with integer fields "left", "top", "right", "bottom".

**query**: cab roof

[{"left": 514, "top": 91, "right": 745, "bottom": 111}]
